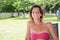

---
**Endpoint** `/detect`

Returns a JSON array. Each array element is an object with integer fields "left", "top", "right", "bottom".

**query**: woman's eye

[{"left": 32, "top": 12, "right": 39, "bottom": 13}]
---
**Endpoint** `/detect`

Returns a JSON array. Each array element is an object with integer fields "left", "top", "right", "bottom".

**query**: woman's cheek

[
  {"left": 32, "top": 13, "right": 35, "bottom": 18},
  {"left": 38, "top": 14, "right": 41, "bottom": 17}
]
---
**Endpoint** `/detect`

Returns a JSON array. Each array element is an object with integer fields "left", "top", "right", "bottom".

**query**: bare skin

[{"left": 25, "top": 7, "right": 58, "bottom": 40}]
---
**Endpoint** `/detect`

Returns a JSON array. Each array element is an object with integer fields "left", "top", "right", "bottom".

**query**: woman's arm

[
  {"left": 25, "top": 21, "right": 31, "bottom": 40},
  {"left": 47, "top": 22, "right": 58, "bottom": 40}
]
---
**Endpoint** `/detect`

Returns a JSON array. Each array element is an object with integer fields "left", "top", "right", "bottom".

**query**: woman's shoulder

[
  {"left": 27, "top": 20, "right": 33, "bottom": 27},
  {"left": 27, "top": 20, "right": 33, "bottom": 24},
  {"left": 45, "top": 22, "right": 53, "bottom": 28},
  {"left": 45, "top": 22, "right": 52, "bottom": 24}
]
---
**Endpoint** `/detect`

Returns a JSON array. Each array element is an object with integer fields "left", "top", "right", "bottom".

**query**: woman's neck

[{"left": 34, "top": 19, "right": 43, "bottom": 25}]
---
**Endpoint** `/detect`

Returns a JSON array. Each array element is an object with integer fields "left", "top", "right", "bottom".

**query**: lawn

[
  {"left": 0, "top": 20, "right": 27, "bottom": 40},
  {"left": 0, "top": 16, "right": 60, "bottom": 22},
  {"left": 0, "top": 16, "right": 60, "bottom": 40}
]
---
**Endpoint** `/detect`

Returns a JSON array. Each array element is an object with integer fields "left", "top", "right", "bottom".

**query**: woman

[{"left": 25, "top": 5, "right": 58, "bottom": 40}]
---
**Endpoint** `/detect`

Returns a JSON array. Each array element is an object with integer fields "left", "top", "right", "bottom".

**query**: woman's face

[{"left": 32, "top": 7, "right": 42, "bottom": 20}]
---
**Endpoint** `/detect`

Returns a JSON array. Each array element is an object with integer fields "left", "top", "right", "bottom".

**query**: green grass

[
  {"left": 0, "top": 16, "right": 29, "bottom": 20},
  {"left": 0, "top": 16, "right": 59, "bottom": 22},
  {"left": 0, "top": 20, "right": 27, "bottom": 40},
  {"left": 0, "top": 16, "right": 60, "bottom": 22}
]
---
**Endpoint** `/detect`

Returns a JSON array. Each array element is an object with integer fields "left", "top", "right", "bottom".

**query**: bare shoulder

[
  {"left": 46, "top": 22, "right": 52, "bottom": 25},
  {"left": 27, "top": 20, "right": 33, "bottom": 25},
  {"left": 45, "top": 22, "right": 53, "bottom": 28},
  {"left": 27, "top": 20, "right": 33, "bottom": 28}
]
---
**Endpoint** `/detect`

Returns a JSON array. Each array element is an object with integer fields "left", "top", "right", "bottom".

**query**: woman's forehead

[
  {"left": 32, "top": 7, "right": 40, "bottom": 10},
  {"left": 32, "top": 7, "right": 40, "bottom": 12}
]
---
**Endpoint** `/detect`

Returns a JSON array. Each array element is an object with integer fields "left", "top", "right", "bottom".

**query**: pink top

[{"left": 30, "top": 32, "right": 50, "bottom": 40}]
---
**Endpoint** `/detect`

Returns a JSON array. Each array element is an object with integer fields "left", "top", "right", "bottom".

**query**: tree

[{"left": 12, "top": 0, "right": 35, "bottom": 18}]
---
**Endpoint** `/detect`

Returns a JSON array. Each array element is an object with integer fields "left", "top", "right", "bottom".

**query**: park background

[{"left": 0, "top": 0, "right": 60, "bottom": 40}]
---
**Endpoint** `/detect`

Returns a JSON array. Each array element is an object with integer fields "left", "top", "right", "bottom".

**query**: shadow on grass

[
  {"left": 0, "top": 16, "right": 29, "bottom": 20},
  {"left": 0, "top": 17, "right": 13, "bottom": 20}
]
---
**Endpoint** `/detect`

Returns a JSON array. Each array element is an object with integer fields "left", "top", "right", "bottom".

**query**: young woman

[{"left": 25, "top": 5, "right": 58, "bottom": 40}]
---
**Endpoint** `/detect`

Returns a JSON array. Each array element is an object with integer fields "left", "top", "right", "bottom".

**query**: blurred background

[{"left": 0, "top": 0, "right": 60, "bottom": 40}]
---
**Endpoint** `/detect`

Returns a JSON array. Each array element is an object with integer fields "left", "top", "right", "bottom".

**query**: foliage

[{"left": 0, "top": 0, "right": 60, "bottom": 12}]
